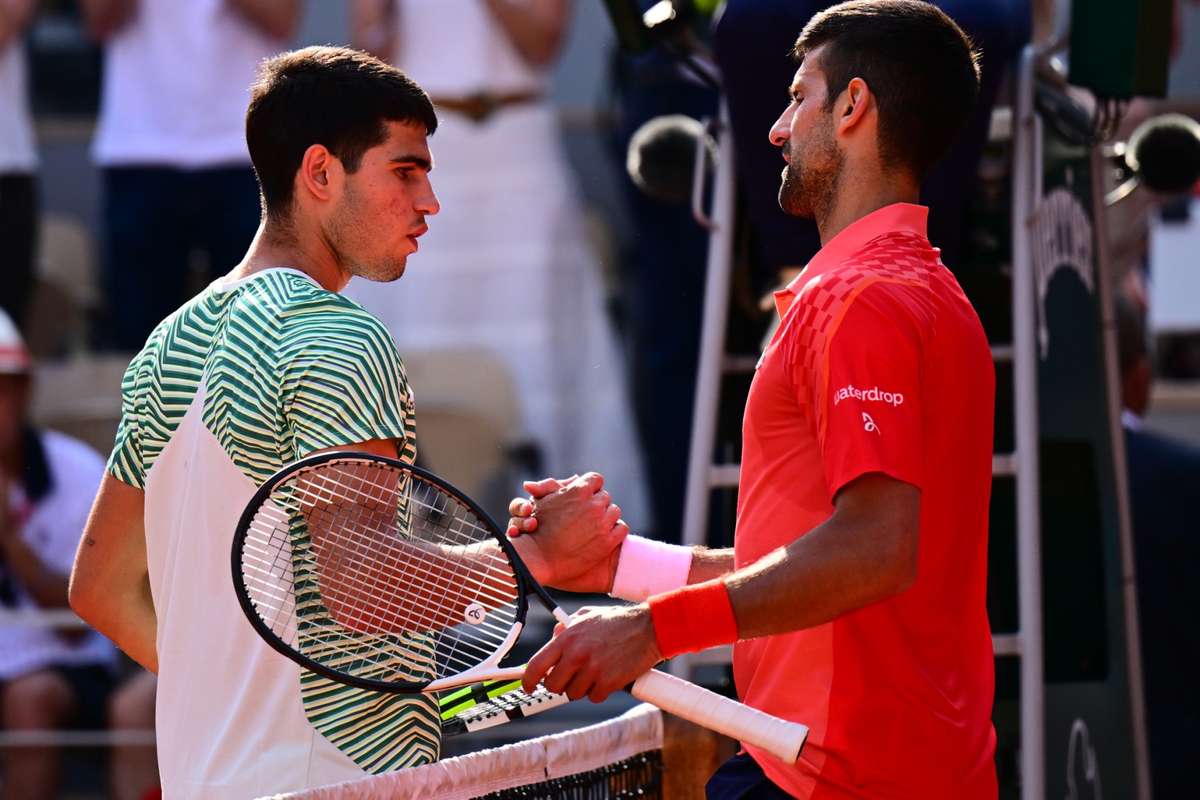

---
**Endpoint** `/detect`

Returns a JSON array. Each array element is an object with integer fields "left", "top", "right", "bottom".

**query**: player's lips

[{"left": 407, "top": 225, "right": 428, "bottom": 250}]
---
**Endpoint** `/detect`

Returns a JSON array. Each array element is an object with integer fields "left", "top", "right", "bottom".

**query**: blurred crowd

[{"left": 0, "top": 0, "right": 1198, "bottom": 798}]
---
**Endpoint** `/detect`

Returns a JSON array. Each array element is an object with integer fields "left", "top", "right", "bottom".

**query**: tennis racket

[
  {"left": 231, "top": 452, "right": 808, "bottom": 763},
  {"left": 438, "top": 677, "right": 568, "bottom": 737}
]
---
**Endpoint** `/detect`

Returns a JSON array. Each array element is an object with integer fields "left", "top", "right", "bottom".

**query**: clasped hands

[{"left": 505, "top": 473, "right": 662, "bottom": 702}]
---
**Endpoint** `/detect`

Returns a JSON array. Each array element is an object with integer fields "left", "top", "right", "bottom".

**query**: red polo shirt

[{"left": 734, "top": 204, "right": 996, "bottom": 798}]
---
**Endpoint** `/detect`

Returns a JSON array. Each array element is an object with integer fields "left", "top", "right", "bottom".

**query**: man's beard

[{"left": 778, "top": 118, "right": 842, "bottom": 220}]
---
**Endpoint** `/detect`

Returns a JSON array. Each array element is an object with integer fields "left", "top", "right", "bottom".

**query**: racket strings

[{"left": 240, "top": 460, "right": 523, "bottom": 685}]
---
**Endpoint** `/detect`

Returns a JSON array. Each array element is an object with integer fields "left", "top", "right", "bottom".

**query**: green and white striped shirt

[{"left": 108, "top": 269, "right": 439, "bottom": 799}]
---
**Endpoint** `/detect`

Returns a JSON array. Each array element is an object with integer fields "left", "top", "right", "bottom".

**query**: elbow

[
  {"left": 883, "top": 524, "right": 920, "bottom": 597},
  {"left": 68, "top": 573, "right": 99, "bottom": 626}
]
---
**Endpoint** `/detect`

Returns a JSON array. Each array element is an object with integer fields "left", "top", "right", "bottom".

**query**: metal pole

[
  {"left": 1011, "top": 43, "right": 1045, "bottom": 800},
  {"left": 1090, "top": 146, "right": 1152, "bottom": 799},
  {"left": 674, "top": 102, "right": 737, "bottom": 679},
  {"left": 681, "top": 102, "right": 737, "bottom": 552}
]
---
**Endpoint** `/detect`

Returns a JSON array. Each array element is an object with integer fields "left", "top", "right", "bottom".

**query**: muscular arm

[
  {"left": 69, "top": 474, "right": 157, "bottom": 673},
  {"left": 725, "top": 473, "right": 918, "bottom": 637},
  {"left": 684, "top": 547, "right": 733, "bottom": 584},
  {"left": 482, "top": 0, "right": 569, "bottom": 68},
  {"left": 78, "top": 0, "right": 136, "bottom": 40},
  {"left": 0, "top": 0, "right": 37, "bottom": 50},
  {"left": 521, "top": 473, "right": 920, "bottom": 700},
  {"left": 225, "top": 0, "right": 300, "bottom": 40}
]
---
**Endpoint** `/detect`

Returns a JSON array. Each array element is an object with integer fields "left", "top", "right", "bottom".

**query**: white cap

[{"left": 0, "top": 309, "right": 31, "bottom": 374}]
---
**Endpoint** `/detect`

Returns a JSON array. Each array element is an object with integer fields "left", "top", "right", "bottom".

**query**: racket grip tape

[{"left": 628, "top": 669, "right": 808, "bottom": 764}]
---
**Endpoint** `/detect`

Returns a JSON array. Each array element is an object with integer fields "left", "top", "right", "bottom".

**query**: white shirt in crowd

[
  {"left": 92, "top": 0, "right": 285, "bottom": 168},
  {"left": 394, "top": 0, "right": 547, "bottom": 96},
  {"left": 0, "top": 40, "right": 37, "bottom": 173},
  {"left": 0, "top": 430, "right": 115, "bottom": 680}
]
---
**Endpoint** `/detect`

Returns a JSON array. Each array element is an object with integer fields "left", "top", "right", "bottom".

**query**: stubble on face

[
  {"left": 326, "top": 179, "right": 408, "bottom": 284},
  {"left": 778, "top": 108, "right": 843, "bottom": 221}
]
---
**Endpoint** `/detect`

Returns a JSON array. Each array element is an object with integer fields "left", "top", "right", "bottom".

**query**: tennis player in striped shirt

[{"left": 69, "top": 46, "right": 622, "bottom": 799}]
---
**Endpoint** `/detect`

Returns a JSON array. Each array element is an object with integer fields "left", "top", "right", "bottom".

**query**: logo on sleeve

[
  {"left": 862, "top": 412, "right": 881, "bottom": 434},
  {"left": 833, "top": 384, "right": 904, "bottom": 408}
]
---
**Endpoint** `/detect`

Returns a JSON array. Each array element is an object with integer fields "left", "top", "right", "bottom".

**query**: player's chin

[{"left": 369, "top": 256, "right": 407, "bottom": 282}]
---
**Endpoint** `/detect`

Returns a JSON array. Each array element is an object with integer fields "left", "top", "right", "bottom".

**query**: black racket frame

[{"left": 230, "top": 450, "right": 559, "bottom": 694}]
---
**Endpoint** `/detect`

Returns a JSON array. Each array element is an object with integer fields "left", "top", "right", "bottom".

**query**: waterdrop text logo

[{"left": 832, "top": 384, "right": 904, "bottom": 408}]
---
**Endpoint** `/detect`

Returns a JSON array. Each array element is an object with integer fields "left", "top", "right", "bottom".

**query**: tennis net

[{"left": 259, "top": 704, "right": 665, "bottom": 800}]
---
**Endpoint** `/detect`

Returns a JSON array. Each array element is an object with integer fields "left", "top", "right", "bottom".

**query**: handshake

[{"left": 502, "top": 472, "right": 629, "bottom": 595}]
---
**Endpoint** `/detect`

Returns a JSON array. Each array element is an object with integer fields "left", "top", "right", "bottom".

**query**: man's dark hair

[
  {"left": 246, "top": 46, "right": 438, "bottom": 220},
  {"left": 793, "top": 0, "right": 981, "bottom": 178}
]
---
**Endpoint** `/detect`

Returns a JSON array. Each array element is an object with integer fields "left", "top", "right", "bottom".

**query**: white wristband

[{"left": 609, "top": 535, "right": 693, "bottom": 602}]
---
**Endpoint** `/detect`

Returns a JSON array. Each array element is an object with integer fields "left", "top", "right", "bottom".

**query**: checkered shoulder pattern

[{"left": 777, "top": 231, "right": 940, "bottom": 447}]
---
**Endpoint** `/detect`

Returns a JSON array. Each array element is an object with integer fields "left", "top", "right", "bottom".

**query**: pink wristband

[{"left": 646, "top": 579, "right": 739, "bottom": 659}]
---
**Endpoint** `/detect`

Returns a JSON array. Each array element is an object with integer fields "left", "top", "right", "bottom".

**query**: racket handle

[{"left": 629, "top": 669, "right": 808, "bottom": 764}]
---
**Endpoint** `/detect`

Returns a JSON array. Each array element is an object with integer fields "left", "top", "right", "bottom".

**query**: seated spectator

[
  {"left": 0, "top": 309, "right": 116, "bottom": 800},
  {"left": 0, "top": 0, "right": 39, "bottom": 333},
  {"left": 109, "top": 669, "right": 158, "bottom": 800}
]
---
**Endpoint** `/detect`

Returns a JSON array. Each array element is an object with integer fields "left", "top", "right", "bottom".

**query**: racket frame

[{"left": 231, "top": 450, "right": 557, "bottom": 695}]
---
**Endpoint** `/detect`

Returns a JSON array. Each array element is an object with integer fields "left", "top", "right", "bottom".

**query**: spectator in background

[
  {"left": 109, "top": 669, "right": 158, "bottom": 800},
  {"left": 0, "top": 0, "right": 39, "bottom": 334},
  {"left": 1115, "top": 285, "right": 1200, "bottom": 797},
  {"left": 345, "top": 0, "right": 651, "bottom": 526},
  {"left": 81, "top": 0, "right": 300, "bottom": 350},
  {"left": 609, "top": 2, "right": 717, "bottom": 544},
  {"left": 0, "top": 309, "right": 115, "bottom": 800}
]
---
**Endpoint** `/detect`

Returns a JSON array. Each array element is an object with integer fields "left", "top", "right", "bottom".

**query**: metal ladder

[{"left": 672, "top": 65, "right": 1047, "bottom": 799}]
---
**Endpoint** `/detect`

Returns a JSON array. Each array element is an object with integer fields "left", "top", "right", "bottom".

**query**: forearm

[
  {"left": 317, "top": 538, "right": 517, "bottom": 634},
  {"left": 481, "top": 0, "right": 568, "bottom": 67},
  {"left": 725, "top": 514, "right": 915, "bottom": 640},
  {"left": 225, "top": 0, "right": 299, "bottom": 40},
  {"left": 78, "top": 0, "right": 136, "bottom": 40},
  {"left": 686, "top": 547, "right": 734, "bottom": 584}
]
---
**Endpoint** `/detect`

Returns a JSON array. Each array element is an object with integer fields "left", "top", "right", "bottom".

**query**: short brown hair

[
  {"left": 246, "top": 46, "right": 438, "bottom": 220},
  {"left": 793, "top": 0, "right": 981, "bottom": 177}
]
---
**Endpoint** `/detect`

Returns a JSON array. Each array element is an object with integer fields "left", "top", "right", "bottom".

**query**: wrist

[
  {"left": 609, "top": 535, "right": 693, "bottom": 602},
  {"left": 646, "top": 579, "right": 739, "bottom": 659}
]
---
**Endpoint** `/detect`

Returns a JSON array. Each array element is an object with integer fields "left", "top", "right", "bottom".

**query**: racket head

[{"left": 231, "top": 451, "right": 549, "bottom": 694}]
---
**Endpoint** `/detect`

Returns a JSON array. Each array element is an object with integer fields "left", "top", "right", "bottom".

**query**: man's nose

[
  {"left": 417, "top": 186, "right": 440, "bottom": 216},
  {"left": 769, "top": 109, "right": 792, "bottom": 148}
]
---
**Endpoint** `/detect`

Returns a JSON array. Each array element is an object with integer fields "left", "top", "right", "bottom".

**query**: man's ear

[
  {"left": 297, "top": 144, "right": 344, "bottom": 204},
  {"left": 836, "top": 77, "right": 872, "bottom": 135}
]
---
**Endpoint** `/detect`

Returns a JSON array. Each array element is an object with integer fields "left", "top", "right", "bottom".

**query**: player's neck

[
  {"left": 815, "top": 165, "right": 919, "bottom": 246},
  {"left": 231, "top": 220, "right": 348, "bottom": 292}
]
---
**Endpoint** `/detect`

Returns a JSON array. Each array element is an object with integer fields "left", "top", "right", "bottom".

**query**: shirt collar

[{"left": 773, "top": 203, "right": 929, "bottom": 318}]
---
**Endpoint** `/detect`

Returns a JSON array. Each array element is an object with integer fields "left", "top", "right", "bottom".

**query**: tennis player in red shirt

[{"left": 514, "top": 2, "right": 995, "bottom": 796}]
